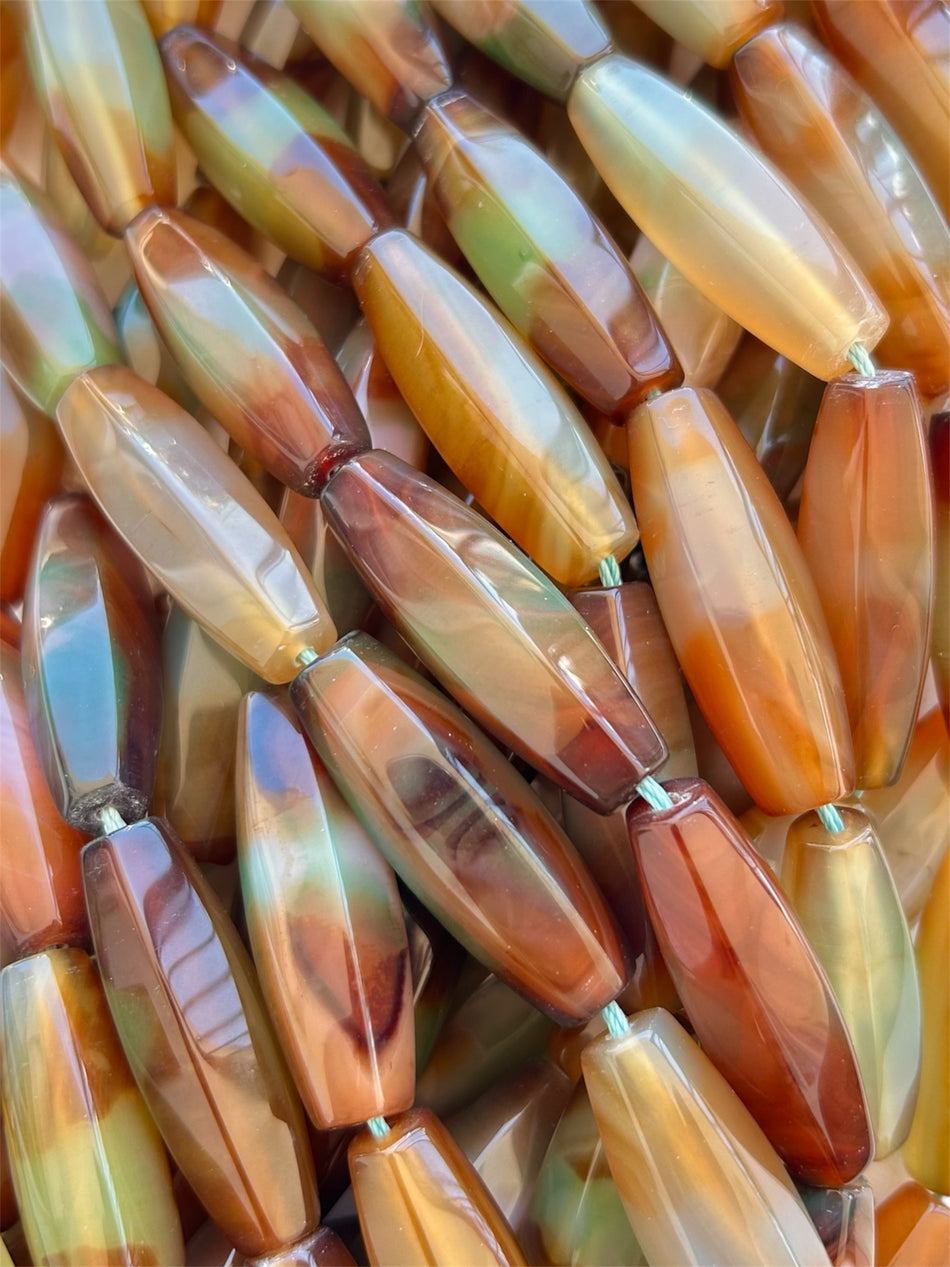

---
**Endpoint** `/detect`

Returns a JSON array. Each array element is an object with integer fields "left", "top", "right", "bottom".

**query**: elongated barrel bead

[
  {"left": 782, "top": 806, "right": 922, "bottom": 1156},
  {"left": 21, "top": 496, "right": 162, "bottom": 834},
  {"left": 627, "top": 780, "right": 872, "bottom": 1185},
  {"left": 569, "top": 55, "right": 888, "bottom": 379},
  {"left": 0, "top": 948, "right": 184, "bottom": 1267},
  {"left": 627, "top": 386, "right": 853, "bottom": 815},
  {"left": 237, "top": 689, "right": 415, "bottom": 1129},
  {"left": 582, "top": 1009, "right": 833, "bottom": 1266},
  {"left": 320, "top": 450, "right": 667, "bottom": 813},
  {"left": 83, "top": 817, "right": 320, "bottom": 1257},
  {"left": 56, "top": 366, "right": 336, "bottom": 683},
  {"left": 23, "top": 0, "right": 176, "bottom": 232},
  {"left": 161, "top": 27, "right": 395, "bottom": 282},
  {"left": 291, "top": 633, "right": 630, "bottom": 1025},
  {"left": 630, "top": 0, "right": 782, "bottom": 68},
  {"left": 798, "top": 373, "right": 935, "bottom": 789},
  {"left": 414, "top": 88, "right": 680, "bottom": 415},
  {"left": 126, "top": 207, "right": 370, "bottom": 496},
  {"left": 733, "top": 25, "right": 950, "bottom": 397}
]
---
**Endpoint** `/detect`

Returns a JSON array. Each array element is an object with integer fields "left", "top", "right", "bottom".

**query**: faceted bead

[
  {"left": 0, "top": 170, "right": 120, "bottom": 417},
  {"left": 582, "top": 1008, "right": 832, "bottom": 1266},
  {"left": 142, "top": 0, "right": 222, "bottom": 37},
  {"left": 431, "top": 0, "right": 612, "bottom": 102},
  {"left": 812, "top": 0, "right": 950, "bottom": 219},
  {"left": 931, "top": 412, "right": 949, "bottom": 720},
  {"left": 21, "top": 496, "right": 162, "bottom": 834},
  {"left": 716, "top": 333, "right": 823, "bottom": 503},
  {"left": 525, "top": 1080, "right": 645, "bottom": 1267},
  {"left": 320, "top": 450, "right": 667, "bottom": 812},
  {"left": 152, "top": 605, "right": 260, "bottom": 863},
  {"left": 0, "top": 642, "right": 86, "bottom": 963},
  {"left": 568, "top": 583, "right": 696, "bottom": 781},
  {"left": 352, "top": 229, "right": 638, "bottom": 586},
  {"left": 237, "top": 689, "right": 415, "bottom": 1129},
  {"left": 237, "top": 1227, "right": 357, "bottom": 1267},
  {"left": 876, "top": 1182, "right": 950, "bottom": 1266},
  {"left": 348, "top": 1107, "right": 527, "bottom": 1266},
  {"left": 627, "top": 780, "right": 872, "bottom": 1184},
  {"left": 798, "top": 1179, "right": 874, "bottom": 1267},
  {"left": 23, "top": 0, "right": 176, "bottom": 233},
  {"left": 628, "top": 387, "right": 853, "bottom": 816},
  {"left": 278, "top": 490, "right": 372, "bottom": 636},
  {"left": 291, "top": 633, "right": 630, "bottom": 1025},
  {"left": 569, "top": 55, "right": 888, "bottom": 380},
  {"left": 0, "top": 372, "right": 64, "bottom": 604},
  {"left": 782, "top": 806, "right": 921, "bottom": 1156},
  {"left": 126, "top": 207, "right": 370, "bottom": 496},
  {"left": 629, "top": 0, "right": 782, "bottom": 67},
  {"left": 55, "top": 366, "right": 336, "bottom": 683},
  {"left": 287, "top": 0, "right": 452, "bottom": 129},
  {"left": 0, "top": 948, "right": 184, "bottom": 1267},
  {"left": 732, "top": 25, "right": 950, "bottom": 398},
  {"left": 416, "top": 975, "right": 554, "bottom": 1118},
  {"left": 113, "top": 279, "right": 199, "bottom": 413},
  {"left": 861, "top": 705, "right": 949, "bottom": 923},
  {"left": 903, "top": 849, "right": 950, "bottom": 1195},
  {"left": 414, "top": 89, "right": 680, "bottom": 415},
  {"left": 41, "top": 126, "right": 116, "bottom": 261},
  {"left": 798, "top": 373, "right": 935, "bottom": 789},
  {"left": 82, "top": 816, "right": 320, "bottom": 1257},
  {"left": 447, "top": 1059, "right": 573, "bottom": 1234},
  {"left": 337, "top": 319, "right": 429, "bottom": 471},
  {"left": 161, "top": 27, "right": 395, "bottom": 282},
  {"left": 630, "top": 233, "right": 742, "bottom": 390}
]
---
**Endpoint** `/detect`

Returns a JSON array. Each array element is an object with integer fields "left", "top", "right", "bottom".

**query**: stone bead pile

[{"left": 0, "top": 1, "right": 947, "bottom": 1265}]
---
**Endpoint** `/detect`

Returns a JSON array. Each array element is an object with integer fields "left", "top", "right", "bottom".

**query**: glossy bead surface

[
  {"left": 798, "top": 1179, "right": 874, "bottom": 1267},
  {"left": 782, "top": 806, "right": 921, "bottom": 1156},
  {"left": 288, "top": 0, "right": 452, "bottom": 129},
  {"left": 0, "top": 372, "right": 64, "bottom": 604},
  {"left": 630, "top": 234, "right": 742, "bottom": 390},
  {"left": 526, "top": 1080, "right": 645, "bottom": 1267},
  {"left": 631, "top": 0, "right": 782, "bottom": 67},
  {"left": 716, "top": 333, "right": 823, "bottom": 503},
  {"left": 352, "top": 228, "right": 638, "bottom": 586},
  {"left": 162, "top": 27, "right": 395, "bottom": 282},
  {"left": 126, "top": 207, "right": 370, "bottom": 496},
  {"left": 56, "top": 366, "right": 336, "bottom": 683},
  {"left": 933, "top": 413, "right": 949, "bottom": 719},
  {"left": 568, "top": 583, "right": 696, "bottom": 781},
  {"left": 431, "top": 0, "right": 611, "bottom": 102},
  {"left": 237, "top": 689, "right": 415, "bottom": 1129},
  {"left": 733, "top": 25, "right": 950, "bottom": 398},
  {"left": 21, "top": 496, "right": 162, "bottom": 834},
  {"left": 569, "top": 55, "right": 888, "bottom": 380},
  {"left": 142, "top": 0, "right": 221, "bottom": 37},
  {"left": 449, "top": 1058, "right": 573, "bottom": 1235},
  {"left": 415, "top": 89, "right": 680, "bottom": 415},
  {"left": 24, "top": 0, "right": 176, "bottom": 233},
  {"left": 628, "top": 780, "right": 872, "bottom": 1185},
  {"left": 861, "top": 706, "right": 949, "bottom": 923},
  {"left": 83, "top": 817, "right": 320, "bottom": 1257},
  {"left": 238, "top": 1227, "right": 357, "bottom": 1267},
  {"left": 291, "top": 633, "right": 630, "bottom": 1025},
  {"left": 812, "top": 0, "right": 950, "bottom": 218},
  {"left": 582, "top": 1009, "right": 832, "bottom": 1266},
  {"left": 337, "top": 319, "right": 429, "bottom": 471},
  {"left": 903, "top": 848, "right": 950, "bottom": 1195},
  {"left": 0, "top": 170, "right": 120, "bottom": 417},
  {"left": 153, "top": 605, "right": 259, "bottom": 862},
  {"left": 0, "top": 642, "right": 86, "bottom": 964},
  {"left": 628, "top": 387, "right": 853, "bottom": 815},
  {"left": 876, "top": 1182, "right": 950, "bottom": 1266},
  {"left": 349, "top": 1107, "right": 527, "bottom": 1266},
  {"left": 0, "top": 948, "right": 184, "bottom": 1267},
  {"left": 321, "top": 450, "right": 667, "bottom": 813},
  {"left": 798, "top": 373, "right": 934, "bottom": 789}
]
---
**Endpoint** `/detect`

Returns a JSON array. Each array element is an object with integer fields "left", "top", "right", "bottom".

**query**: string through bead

[
  {"left": 847, "top": 341, "right": 876, "bottom": 377},
  {"left": 817, "top": 802, "right": 846, "bottom": 833},
  {"left": 636, "top": 774, "right": 674, "bottom": 811},
  {"left": 366, "top": 1115, "right": 390, "bottom": 1138},
  {"left": 601, "top": 1000, "right": 629, "bottom": 1039}
]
